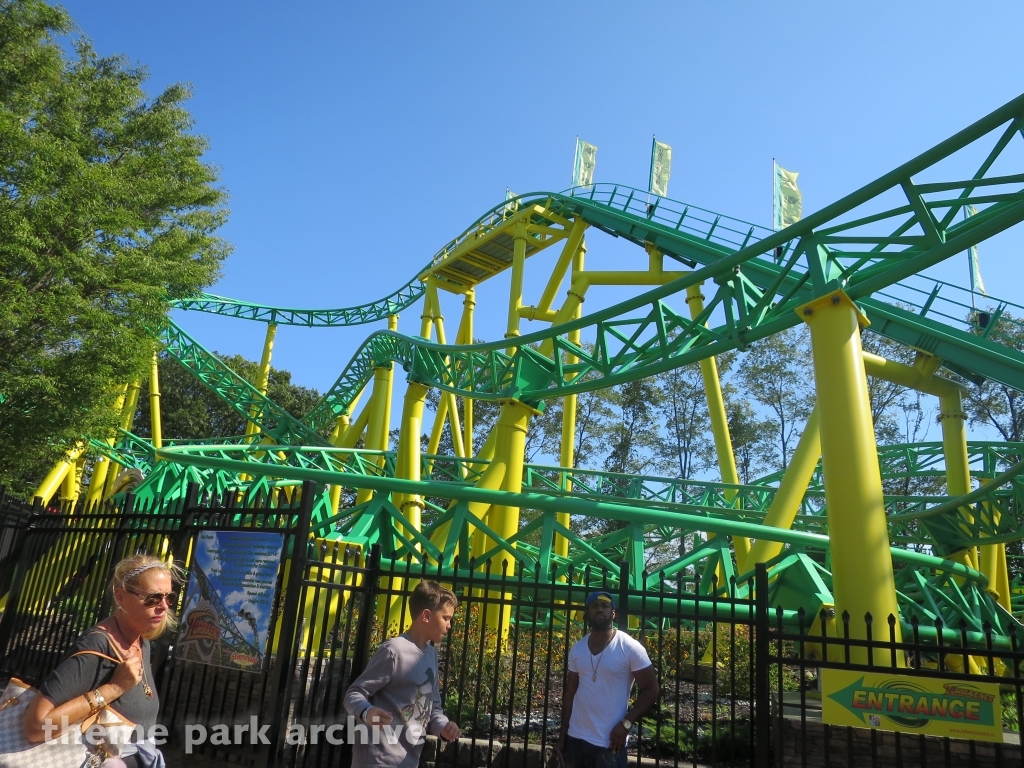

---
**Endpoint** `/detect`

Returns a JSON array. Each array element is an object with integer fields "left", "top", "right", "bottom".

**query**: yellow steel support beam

[
  {"left": 355, "top": 315, "right": 397, "bottom": 506},
  {"left": 395, "top": 382, "right": 429, "bottom": 535},
  {"left": 433, "top": 428, "right": 501, "bottom": 560},
  {"left": 103, "top": 377, "right": 143, "bottom": 498},
  {"left": 505, "top": 219, "right": 528, "bottom": 346},
  {"left": 459, "top": 290, "right": 476, "bottom": 456},
  {"left": 380, "top": 381, "right": 431, "bottom": 631},
  {"left": 60, "top": 455, "right": 85, "bottom": 509},
  {"left": 483, "top": 399, "right": 534, "bottom": 634},
  {"left": 747, "top": 407, "right": 821, "bottom": 565},
  {"left": 535, "top": 218, "right": 586, "bottom": 317},
  {"left": 431, "top": 301, "right": 465, "bottom": 462},
  {"left": 149, "top": 350, "right": 163, "bottom": 451},
  {"left": 84, "top": 384, "right": 129, "bottom": 509},
  {"left": 33, "top": 444, "right": 85, "bottom": 506},
  {"left": 245, "top": 322, "right": 278, "bottom": 439},
  {"left": 556, "top": 242, "right": 586, "bottom": 559},
  {"left": 860, "top": 352, "right": 1003, "bottom": 583},
  {"left": 800, "top": 291, "right": 902, "bottom": 665},
  {"left": 683, "top": 277, "right": 749, "bottom": 572}
]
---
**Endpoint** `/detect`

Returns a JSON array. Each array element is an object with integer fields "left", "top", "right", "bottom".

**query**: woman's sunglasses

[{"left": 126, "top": 587, "right": 177, "bottom": 607}]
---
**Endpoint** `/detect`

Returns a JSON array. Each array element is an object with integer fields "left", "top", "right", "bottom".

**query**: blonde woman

[{"left": 23, "top": 554, "right": 180, "bottom": 768}]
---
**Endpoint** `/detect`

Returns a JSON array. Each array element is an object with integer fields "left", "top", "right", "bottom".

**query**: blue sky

[{"left": 59, "top": 2, "right": 1024, "bottom": 407}]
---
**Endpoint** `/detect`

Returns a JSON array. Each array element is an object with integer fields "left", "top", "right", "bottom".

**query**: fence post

[
  {"left": 617, "top": 560, "right": 629, "bottom": 630},
  {"left": 754, "top": 562, "right": 770, "bottom": 768},
  {"left": 169, "top": 483, "right": 200, "bottom": 566},
  {"left": 351, "top": 543, "right": 382, "bottom": 679},
  {"left": 0, "top": 497, "right": 44, "bottom": 666},
  {"left": 265, "top": 479, "right": 315, "bottom": 767}
]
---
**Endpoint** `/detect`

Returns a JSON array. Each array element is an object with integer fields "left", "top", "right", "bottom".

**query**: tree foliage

[
  {"left": 736, "top": 327, "right": 814, "bottom": 472},
  {"left": 964, "top": 310, "right": 1024, "bottom": 444},
  {"left": 132, "top": 353, "right": 320, "bottom": 441},
  {"left": 0, "top": 0, "right": 229, "bottom": 493}
]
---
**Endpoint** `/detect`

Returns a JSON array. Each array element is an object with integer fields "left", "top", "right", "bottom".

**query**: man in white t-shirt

[{"left": 554, "top": 591, "right": 658, "bottom": 768}]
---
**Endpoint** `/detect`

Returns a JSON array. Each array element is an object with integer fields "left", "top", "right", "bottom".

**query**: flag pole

[
  {"left": 572, "top": 135, "right": 579, "bottom": 191},
  {"left": 647, "top": 134, "right": 655, "bottom": 210},
  {"left": 773, "top": 158, "right": 778, "bottom": 233}
]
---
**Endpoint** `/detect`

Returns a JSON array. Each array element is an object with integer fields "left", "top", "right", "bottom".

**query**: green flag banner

[
  {"left": 774, "top": 162, "right": 802, "bottom": 230},
  {"left": 649, "top": 139, "right": 672, "bottom": 197},
  {"left": 822, "top": 668, "right": 1003, "bottom": 743},
  {"left": 573, "top": 139, "right": 597, "bottom": 189}
]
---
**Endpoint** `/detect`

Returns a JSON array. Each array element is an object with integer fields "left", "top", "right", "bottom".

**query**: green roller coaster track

[{"left": 63, "top": 93, "right": 1024, "bottom": 644}]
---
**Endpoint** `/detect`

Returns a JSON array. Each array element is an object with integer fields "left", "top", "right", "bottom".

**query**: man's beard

[{"left": 589, "top": 616, "right": 614, "bottom": 631}]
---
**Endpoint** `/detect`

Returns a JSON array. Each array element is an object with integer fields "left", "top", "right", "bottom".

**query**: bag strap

[
  {"left": 69, "top": 649, "right": 124, "bottom": 665},
  {"left": 82, "top": 626, "right": 127, "bottom": 663}
]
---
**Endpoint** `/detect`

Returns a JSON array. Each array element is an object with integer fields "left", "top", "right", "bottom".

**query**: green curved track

[{"left": 85, "top": 93, "right": 1024, "bottom": 642}]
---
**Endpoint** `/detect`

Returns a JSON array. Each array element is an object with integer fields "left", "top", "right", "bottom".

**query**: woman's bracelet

[
  {"left": 85, "top": 691, "right": 98, "bottom": 715},
  {"left": 92, "top": 689, "right": 106, "bottom": 711}
]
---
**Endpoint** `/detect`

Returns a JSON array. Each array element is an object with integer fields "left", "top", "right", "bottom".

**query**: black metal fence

[
  {"left": 282, "top": 546, "right": 765, "bottom": 768},
  {"left": 0, "top": 483, "right": 1022, "bottom": 768},
  {"left": 766, "top": 595, "right": 1024, "bottom": 768}
]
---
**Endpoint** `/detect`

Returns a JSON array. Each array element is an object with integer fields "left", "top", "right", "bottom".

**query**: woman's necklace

[{"left": 113, "top": 617, "right": 154, "bottom": 699}]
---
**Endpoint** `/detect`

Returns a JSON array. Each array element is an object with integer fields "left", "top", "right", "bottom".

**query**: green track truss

[{"left": 71, "top": 94, "right": 1024, "bottom": 644}]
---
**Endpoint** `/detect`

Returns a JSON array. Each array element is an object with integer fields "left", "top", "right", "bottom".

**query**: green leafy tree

[
  {"left": 654, "top": 362, "right": 714, "bottom": 480},
  {"left": 0, "top": 1, "right": 229, "bottom": 494},
  {"left": 723, "top": 391, "right": 774, "bottom": 484},
  {"left": 964, "top": 310, "right": 1024, "bottom": 444},
  {"left": 603, "top": 377, "right": 662, "bottom": 478},
  {"left": 133, "top": 353, "right": 320, "bottom": 440},
  {"left": 736, "top": 327, "right": 814, "bottom": 472}
]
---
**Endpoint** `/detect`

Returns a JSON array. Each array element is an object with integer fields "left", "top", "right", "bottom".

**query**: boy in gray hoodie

[{"left": 344, "top": 581, "right": 462, "bottom": 768}]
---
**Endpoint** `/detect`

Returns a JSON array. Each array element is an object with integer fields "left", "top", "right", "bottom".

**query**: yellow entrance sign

[{"left": 822, "top": 668, "right": 1003, "bottom": 743}]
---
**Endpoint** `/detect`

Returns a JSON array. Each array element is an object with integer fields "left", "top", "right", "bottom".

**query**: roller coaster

[{"left": 30, "top": 94, "right": 1024, "bottom": 660}]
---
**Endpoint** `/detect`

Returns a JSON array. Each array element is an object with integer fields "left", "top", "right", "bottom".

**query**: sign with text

[
  {"left": 822, "top": 668, "right": 1003, "bottom": 743},
  {"left": 176, "top": 530, "right": 284, "bottom": 671}
]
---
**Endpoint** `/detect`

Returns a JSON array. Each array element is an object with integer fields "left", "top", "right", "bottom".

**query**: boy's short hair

[{"left": 409, "top": 580, "right": 457, "bottom": 617}]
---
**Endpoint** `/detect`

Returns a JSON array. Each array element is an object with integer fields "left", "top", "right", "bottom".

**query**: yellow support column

[
  {"left": 84, "top": 384, "right": 129, "bottom": 509},
  {"left": 434, "top": 429, "right": 501, "bottom": 557},
  {"left": 381, "top": 381, "right": 430, "bottom": 630},
  {"left": 748, "top": 407, "right": 821, "bottom": 565},
  {"left": 33, "top": 444, "right": 85, "bottom": 507},
  {"left": 939, "top": 390, "right": 1010, "bottom": 608},
  {"left": 938, "top": 390, "right": 979, "bottom": 572},
  {"left": 378, "top": 315, "right": 398, "bottom": 452},
  {"left": 555, "top": 242, "right": 586, "bottom": 560},
  {"left": 484, "top": 399, "right": 534, "bottom": 635},
  {"left": 458, "top": 290, "right": 476, "bottom": 457},
  {"left": 431, "top": 305, "right": 466, "bottom": 462},
  {"left": 328, "top": 412, "right": 350, "bottom": 515},
  {"left": 684, "top": 280, "right": 750, "bottom": 573},
  {"left": 505, "top": 220, "right": 527, "bottom": 350},
  {"left": 149, "top": 351, "right": 163, "bottom": 451},
  {"left": 395, "top": 382, "right": 429, "bottom": 535},
  {"left": 799, "top": 291, "right": 901, "bottom": 664},
  {"left": 101, "top": 378, "right": 142, "bottom": 498},
  {"left": 245, "top": 323, "right": 278, "bottom": 437},
  {"left": 420, "top": 278, "right": 438, "bottom": 340},
  {"left": 60, "top": 455, "right": 85, "bottom": 510},
  {"left": 355, "top": 315, "right": 397, "bottom": 506}
]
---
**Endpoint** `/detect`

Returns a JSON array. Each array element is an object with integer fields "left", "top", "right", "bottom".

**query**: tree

[
  {"left": 723, "top": 391, "right": 774, "bottom": 484},
  {"left": 654, "top": 362, "right": 715, "bottom": 480},
  {"left": 603, "top": 377, "right": 661, "bottom": 477},
  {"left": 0, "top": 1, "right": 229, "bottom": 494},
  {"left": 963, "top": 310, "right": 1024, "bottom": 444},
  {"left": 735, "top": 327, "right": 814, "bottom": 472},
  {"left": 133, "top": 353, "right": 321, "bottom": 440}
]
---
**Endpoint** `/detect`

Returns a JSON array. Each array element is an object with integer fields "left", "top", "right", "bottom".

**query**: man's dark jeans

[{"left": 563, "top": 735, "right": 628, "bottom": 768}]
